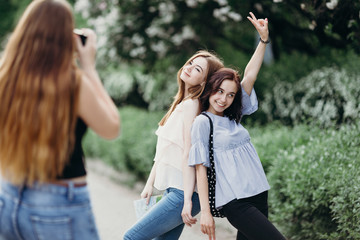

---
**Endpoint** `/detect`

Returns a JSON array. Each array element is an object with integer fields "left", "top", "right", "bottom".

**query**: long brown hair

[
  {"left": 0, "top": 0, "right": 81, "bottom": 185},
  {"left": 159, "top": 50, "right": 224, "bottom": 125}
]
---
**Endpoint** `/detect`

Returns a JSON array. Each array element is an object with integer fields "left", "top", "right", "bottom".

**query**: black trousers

[{"left": 222, "top": 191, "right": 286, "bottom": 240}]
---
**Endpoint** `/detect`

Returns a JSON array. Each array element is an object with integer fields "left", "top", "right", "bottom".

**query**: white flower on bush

[
  {"left": 74, "top": 0, "right": 91, "bottom": 19},
  {"left": 326, "top": 0, "right": 338, "bottom": 10},
  {"left": 145, "top": 25, "right": 167, "bottom": 38},
  {"left": 171, "top": 25, "right": 196, "bottom": 46},
  {"left": 185, "top": 0, "right": 208, "bottom": 8},
  {"left": 309, "top": 20, "right": 317, "bottom": 30},
  {"left": 213, "top": 6, "right": 241, "bottom": 22},
  {"left": 131, "top": 34, "right": 145, "bottom": 46},
  {"left": 228, "top": 11, "right": 242, "bottom": 21},
  {"left": 130, "top": 46, "right": 146, "bottom": 58},
  {"left": 215, "top": 0, "right": 228, "bottom": 6},
  {"left": 104, "top": 70, "right": 134, "bottom": 101},
  {"left": 158, "top": 2, "right": 176, "bottom": 23},
  {"left": 75, "top": 0, "right": 120, "bottom": 65},
  {"left": 150, "top": 41, "right": 168, "bottom": 57}
]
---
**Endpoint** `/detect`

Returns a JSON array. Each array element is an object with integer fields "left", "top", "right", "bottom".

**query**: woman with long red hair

[
  {"left": 124, "top": 50, "right": 224, "bottom": 239},
  {"left": 0, "top": 0, "right": 120, "bottom": 239}
]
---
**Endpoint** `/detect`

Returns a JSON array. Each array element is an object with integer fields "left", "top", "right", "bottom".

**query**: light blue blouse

[{"left": 188, "top": 88, "right": 270, "bottom": 208}]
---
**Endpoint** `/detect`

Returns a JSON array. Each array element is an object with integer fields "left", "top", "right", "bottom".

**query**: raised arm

[
  {"left": 241, "top": 12, "right": 269, "bottom": 95},
  {"left": 76, "top": 29, "right": 120, "bottom": 140}
]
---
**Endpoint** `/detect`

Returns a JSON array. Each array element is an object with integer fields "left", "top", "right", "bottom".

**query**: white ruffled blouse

[{"left": 153, "top": 98, "right": 199, "bottom": 191}]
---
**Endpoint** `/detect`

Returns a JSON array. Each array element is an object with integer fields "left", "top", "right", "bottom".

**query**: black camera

[{"left": 73, "top": 29, "right": 87, "bottom": 46}]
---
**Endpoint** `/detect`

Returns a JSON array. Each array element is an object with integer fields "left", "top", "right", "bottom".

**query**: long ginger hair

[
  {"left": 0, "top": 0, "right": 81, "bottom": 185},
  {"left": 159, "top": 50, "right": 224, "bottom": 126}
]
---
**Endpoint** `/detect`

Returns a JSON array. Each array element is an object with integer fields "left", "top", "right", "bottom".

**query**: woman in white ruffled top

[{"left": 124, "top": 50, "right": 224, "bottom": 239}]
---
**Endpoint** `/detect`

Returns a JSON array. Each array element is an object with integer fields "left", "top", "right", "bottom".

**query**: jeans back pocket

[{"left": 31, "top": 215, "right": 72, "bottom": 240}]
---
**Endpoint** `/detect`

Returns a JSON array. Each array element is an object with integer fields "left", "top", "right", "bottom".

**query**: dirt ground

[{"left": 87, "top": 159, "right": 237, "bottom": 240}]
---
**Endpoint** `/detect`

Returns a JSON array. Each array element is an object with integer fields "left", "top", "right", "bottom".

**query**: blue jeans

[
  {"left": 123, "top": 188, "right": 200, "bottom": 240},
  {"left": 0, "top": 180, "right": 100, "bottom": 240}
]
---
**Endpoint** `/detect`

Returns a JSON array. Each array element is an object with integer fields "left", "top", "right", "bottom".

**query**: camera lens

[
  {"left": 73, "top": 29, "right": 87, "bottom": 46},
  {"left": 79, "top": 35, "right": 87, "bottom": 45}
]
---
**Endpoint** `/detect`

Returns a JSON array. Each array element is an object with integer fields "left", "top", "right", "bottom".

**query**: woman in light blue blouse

[
  {"left": 188, "top": 14, "right": 286, "bottom": 240},
  {"left": 189, "top": 68, "right": 285, "bottom": 240}
]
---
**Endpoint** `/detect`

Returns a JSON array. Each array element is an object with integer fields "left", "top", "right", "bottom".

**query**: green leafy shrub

[
  {"left": 83, "top": 106, "right": 164, "bottom": 180},
  {"left": 249, "top": 123, "right": 313, "bottom": 173},
  {"left": 262, "top": 67, "right": 360, "bottom": 127},
  {"left": 118, "top": 107, "right": 164, "bottom": 180},
  {"left": 103, "top": 66, "right": 136, "bottom": 104},
  {"left": 102, "top": 63, "right": 178, "bottom": 110},
  {"left": 134, "top": 64, "right": 178, "bottom": 111},
  {"left": 267, "top": 123, "right": 360, "bottom": 240},
  {"left": 82, "top": 129, "right": 126, "bottom": 171}
]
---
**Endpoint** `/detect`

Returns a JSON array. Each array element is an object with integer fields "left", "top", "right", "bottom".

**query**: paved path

[{"left": 87, "top": 159, "right": 237, "bottom": 240}]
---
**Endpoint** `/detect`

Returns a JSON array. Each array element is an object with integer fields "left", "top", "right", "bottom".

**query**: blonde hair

[
  {"left": 159, "top": 50, "right": 224, "bottom": 125},
  {"left": 0, "top": 0, "right": 81, "bottom": 185}
]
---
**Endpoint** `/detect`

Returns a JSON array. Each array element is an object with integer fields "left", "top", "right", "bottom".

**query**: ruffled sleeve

[
  {"left": 241, "top": 88, "right": 258, "bottom": 116},
  {"left": 188, "top": 115, "right": 211, "bottom": 167}
]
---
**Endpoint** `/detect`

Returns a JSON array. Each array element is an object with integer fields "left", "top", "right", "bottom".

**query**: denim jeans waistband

[{"left": 1, "top": 179, "right": 89, "bottom": 201}]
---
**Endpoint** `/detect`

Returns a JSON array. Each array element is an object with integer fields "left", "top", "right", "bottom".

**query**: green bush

[
  {"left": 101, "top": 63, "right": 178, "bottom": 110},
  {"left": 83, "top": 106, "right": 164, "bottom": 180},
  {"left": 261, "top": 67, "right": 360, "bottom": 127},
  {"left": 267, "top": 123, "right": 360, "bottom": 240},
  {"left": 249, "top": 123, "right": 313, "bottom": 173},
  {"left": 82, "top": 123, "right": 126, "bottom": 171},
  {"left": 258, "top": 48, "right": 358, "bottom": 87}
]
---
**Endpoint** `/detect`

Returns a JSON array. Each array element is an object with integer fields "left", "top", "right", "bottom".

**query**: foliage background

[{"left": 1, "top": 0, "right": 360, "bottom": 239}]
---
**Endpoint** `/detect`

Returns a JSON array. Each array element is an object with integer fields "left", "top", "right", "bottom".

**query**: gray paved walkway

[{"left": 87, "top": 159, "right": 236, "bottom": 240}]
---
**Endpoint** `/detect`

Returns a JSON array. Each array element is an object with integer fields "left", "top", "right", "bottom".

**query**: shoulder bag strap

[{"left": 200, "top": 113, "right": 217, "bottom": 213}]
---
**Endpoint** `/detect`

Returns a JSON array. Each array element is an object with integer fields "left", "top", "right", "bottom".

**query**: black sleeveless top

[{"left": 58, "top": 118, "right": 88, "bottom": 179}]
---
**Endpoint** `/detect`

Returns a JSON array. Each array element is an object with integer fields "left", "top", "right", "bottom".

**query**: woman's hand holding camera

[{"left": 74, "top": 28, "right": 97, "bottom": 72}]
